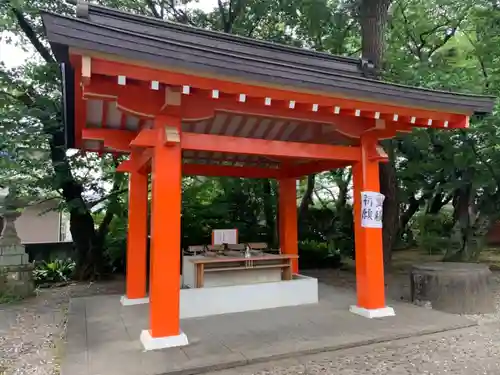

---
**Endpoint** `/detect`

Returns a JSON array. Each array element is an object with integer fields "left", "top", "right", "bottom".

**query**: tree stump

[{"left": 410, "top": 262, "right": 494, "bottom": 314}]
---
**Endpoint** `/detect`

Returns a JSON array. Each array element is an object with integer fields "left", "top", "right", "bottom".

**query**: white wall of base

[
  {"left": 349, "top": 305, "right": 395, "bottom": 318},
  {"left": 120, "top": 295, "right": 150, "bottom": 306},
  {"left": 140, "top": 329, "right": 189, "bottom": 351},
  {"left": 180, "top": 274, "right": 318, "bottom": 319}
]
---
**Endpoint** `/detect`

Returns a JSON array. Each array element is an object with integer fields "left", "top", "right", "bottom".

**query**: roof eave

[{"left": 41, "top": 10, "right": 496, "bottom": 118}]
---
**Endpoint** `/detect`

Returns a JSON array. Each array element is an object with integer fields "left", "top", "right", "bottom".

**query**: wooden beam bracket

[
  {"left": 164, "top": 126, "right": 180, "bottom": 145},
  {"left": 130, "top": 128, "right": 158, "bottom": 148},
  {"left": 367, "top": 144, "right": 389, "bottom": 163}
]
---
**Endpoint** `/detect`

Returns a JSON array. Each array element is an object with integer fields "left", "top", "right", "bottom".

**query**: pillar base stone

[
  {"left": 349, "top": 305, "right": 395, "bottom": 319},
  {"left": 120, "top": 295, "right": 150, "bottom": 306},
  {"left": 140, "top": 329, "right": 189, "bottom": 351}
]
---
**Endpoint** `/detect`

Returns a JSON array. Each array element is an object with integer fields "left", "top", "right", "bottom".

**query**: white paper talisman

[{"left": 360, "top": 191, "right": 385, "bottom": 228}]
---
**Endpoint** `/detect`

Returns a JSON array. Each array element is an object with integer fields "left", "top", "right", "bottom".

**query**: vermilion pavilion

[{"left": 42, "top": 3, "right": 494, "bottom": 350}]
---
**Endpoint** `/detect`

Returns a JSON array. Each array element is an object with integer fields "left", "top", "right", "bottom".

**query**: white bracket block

[
  {"left": 117, "top": 75, "right": 126, "bottom": 86},
  {"left": 349, "top": 305, "right": 395, "bottom": 319},
  {"left": 151, "top": 80, "right": 160, "bottom": 90},
  {"left": 120, "top": 295, "right": 150, "bottom": 306},
  {"left": 140, "top": 330, "right": 189, "bottom": 351}
]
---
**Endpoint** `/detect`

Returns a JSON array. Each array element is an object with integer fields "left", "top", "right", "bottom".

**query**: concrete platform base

[
  {"left": 61, "top": 284, "right": 477, "bottom": 375},
  {"left": 350, "top": 305, "right": 396, "bottom": 318},
  {"left": 180, "top": 274, "right": 318, "bottom": 319},
  {"left": 140, "top": 329, "right": 189, "bottom": 351},
  {"left": 120, "top": 295, "right": 149, "bottom": 306}
]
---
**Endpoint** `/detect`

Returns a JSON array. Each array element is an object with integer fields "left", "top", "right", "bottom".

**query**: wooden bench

[{"left": 190, "top": 254, "right": 298, "bottom": 288}]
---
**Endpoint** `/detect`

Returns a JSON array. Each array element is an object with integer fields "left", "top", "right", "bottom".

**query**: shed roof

[{"left": 42, "top": 2, "right": 495, "bottom": 118}]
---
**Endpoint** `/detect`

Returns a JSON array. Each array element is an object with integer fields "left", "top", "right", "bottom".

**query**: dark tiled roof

[{"left": 42, "top": 2, "right": 495, "bottom": 118}]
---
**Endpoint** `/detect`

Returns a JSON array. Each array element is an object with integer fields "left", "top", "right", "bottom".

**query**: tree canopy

[{"left": 1, "top": 0, "right": 499, "bottom": 278}]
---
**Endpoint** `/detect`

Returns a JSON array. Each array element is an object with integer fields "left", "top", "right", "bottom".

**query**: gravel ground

[
  {"left": 207, "top": 270, "right": 500, "bottom": 375},
  {"left": 209, "top": 324, "right": 500, "bottom": 375},
  {"left": 1, "top": 270, "right": 500, "bottom": 375},
  {"left": 0, "top": 280, "right": 124, "bottom": 375},
  {"left": 464, "top": 272, "right": 500, "bottom": 324}
]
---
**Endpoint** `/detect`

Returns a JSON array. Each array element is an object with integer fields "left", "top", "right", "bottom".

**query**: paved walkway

[{"left": 62, "top": 284, "right": 476, "bottom": 375}]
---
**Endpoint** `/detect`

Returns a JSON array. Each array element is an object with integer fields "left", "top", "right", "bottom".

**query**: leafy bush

[
  {"left": 412, "top": 212, "right": 454, "bottom": 255},
  {"left": 298, "top": 239, "right": 342, "bottom": 269},
  {"left": 33, "top": 259, "right": 76, "bottom": 285},
  {"left": 298, "top": 206, "right": 354, "bottom": 259},
  {"left": 104, "top": 214, "right": 128, "bottom": 273}
]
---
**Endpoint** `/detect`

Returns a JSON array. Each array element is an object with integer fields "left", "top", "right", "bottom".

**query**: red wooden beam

[
  {"left": 84, "top": 128, "right": 361, "bottom": 162},
  {"left": 82, "top": 128, "right": 159, "bottom": 151},
  {"left": 116, "top": 159, "right": 134, "bottom": 173},
  {"left": 89, "top": 57, "right": 465, "bottom": 122},
  {"left": 82, "top": 128, "right": 136, "bottom": 152},
  {"left": 116, "top": 149, "right": 153, "bottom": 173},
  {"left": 181, "top": 133, "right": 361, "bottom": 161},
  {"left": 83, "top": 77, "right": 164, "bottom": 117},
  {"left": 285, "top": 160, "right": 352, "bottom": 177},
  {"left": 82, "top": 127, "right": 362, "bottom": 164},
  {"left": 130, "top": 128, "right": 159, "bottom": 147},
  {"left": 181, "top": 95, "right": 376, "bottom": 137},
  {"left": 183, "top": 163, "right": 282, "bottom": 178}
]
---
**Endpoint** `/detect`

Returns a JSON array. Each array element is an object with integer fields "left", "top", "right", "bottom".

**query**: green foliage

[
  {"left": 3, "top": 0, "right": 500, "bottom": 271},
  {"left": 181, "top": 177, "right": 276, "bottom": 247},
  {"left": 298, "top": 239, "right": 342, "bottom": 269},
  {"left": 33, "top": 259, "right": 76, "bottom": 285},
  {"left": 299, "top": 205, "right": 354, "bottom": 258},
  {"left": 103, "top": 213, "right": 128, "bottom": 272},
  {"left": 412, "top": 212, "right": 454, "bottom": 255}
]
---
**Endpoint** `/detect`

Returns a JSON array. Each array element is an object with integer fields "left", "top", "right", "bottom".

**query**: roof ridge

[
  {"left": 43, "top": 9, "right": 496, "bottom": 102},
  {"left": 41, "top": 7, "right": 496, "bottom": 117},
  {"left": 47, "top": 12, "right": 368, "bottom": 81},
  {"left": 77, "top": 1, "right": 363, "bottom": 66}
]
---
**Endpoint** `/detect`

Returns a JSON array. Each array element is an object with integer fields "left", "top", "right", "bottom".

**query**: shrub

[
  {"left": 412, "top": 212, "right": 454, "bottom": 255},
  {"left": 33, "top": 259, "right": 76, "bottom": 285},
  {"left": 298, "top": 239, "right": 342, "bottom": 269},
  {"left": 298, "top": 206, "right": 354, "bottom": 259}
]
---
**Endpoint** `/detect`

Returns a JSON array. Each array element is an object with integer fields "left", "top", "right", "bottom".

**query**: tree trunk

[
  {"left": 360, "top": 0, "right": 394, "bottom": 266},
  {"left": 6, "top": 3, "right": 106, "bottom": 281},
  {"left": 427, "top": 192, "right": 446, "bottom": 214},
  {"left": 400, "top": 196, "right": 420, "bottom": 232},
  {"left": 47, "top": 117, "right": 105, "bottom": 280},
  {"left": 360, "top": 0, "right": 392, "bottom": 68},
  {"left": 445, "top": 170, "right": 483, "bottom": 262},
  {"left": 298, "top": 175, "right": 315, "bottom": 220}
]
